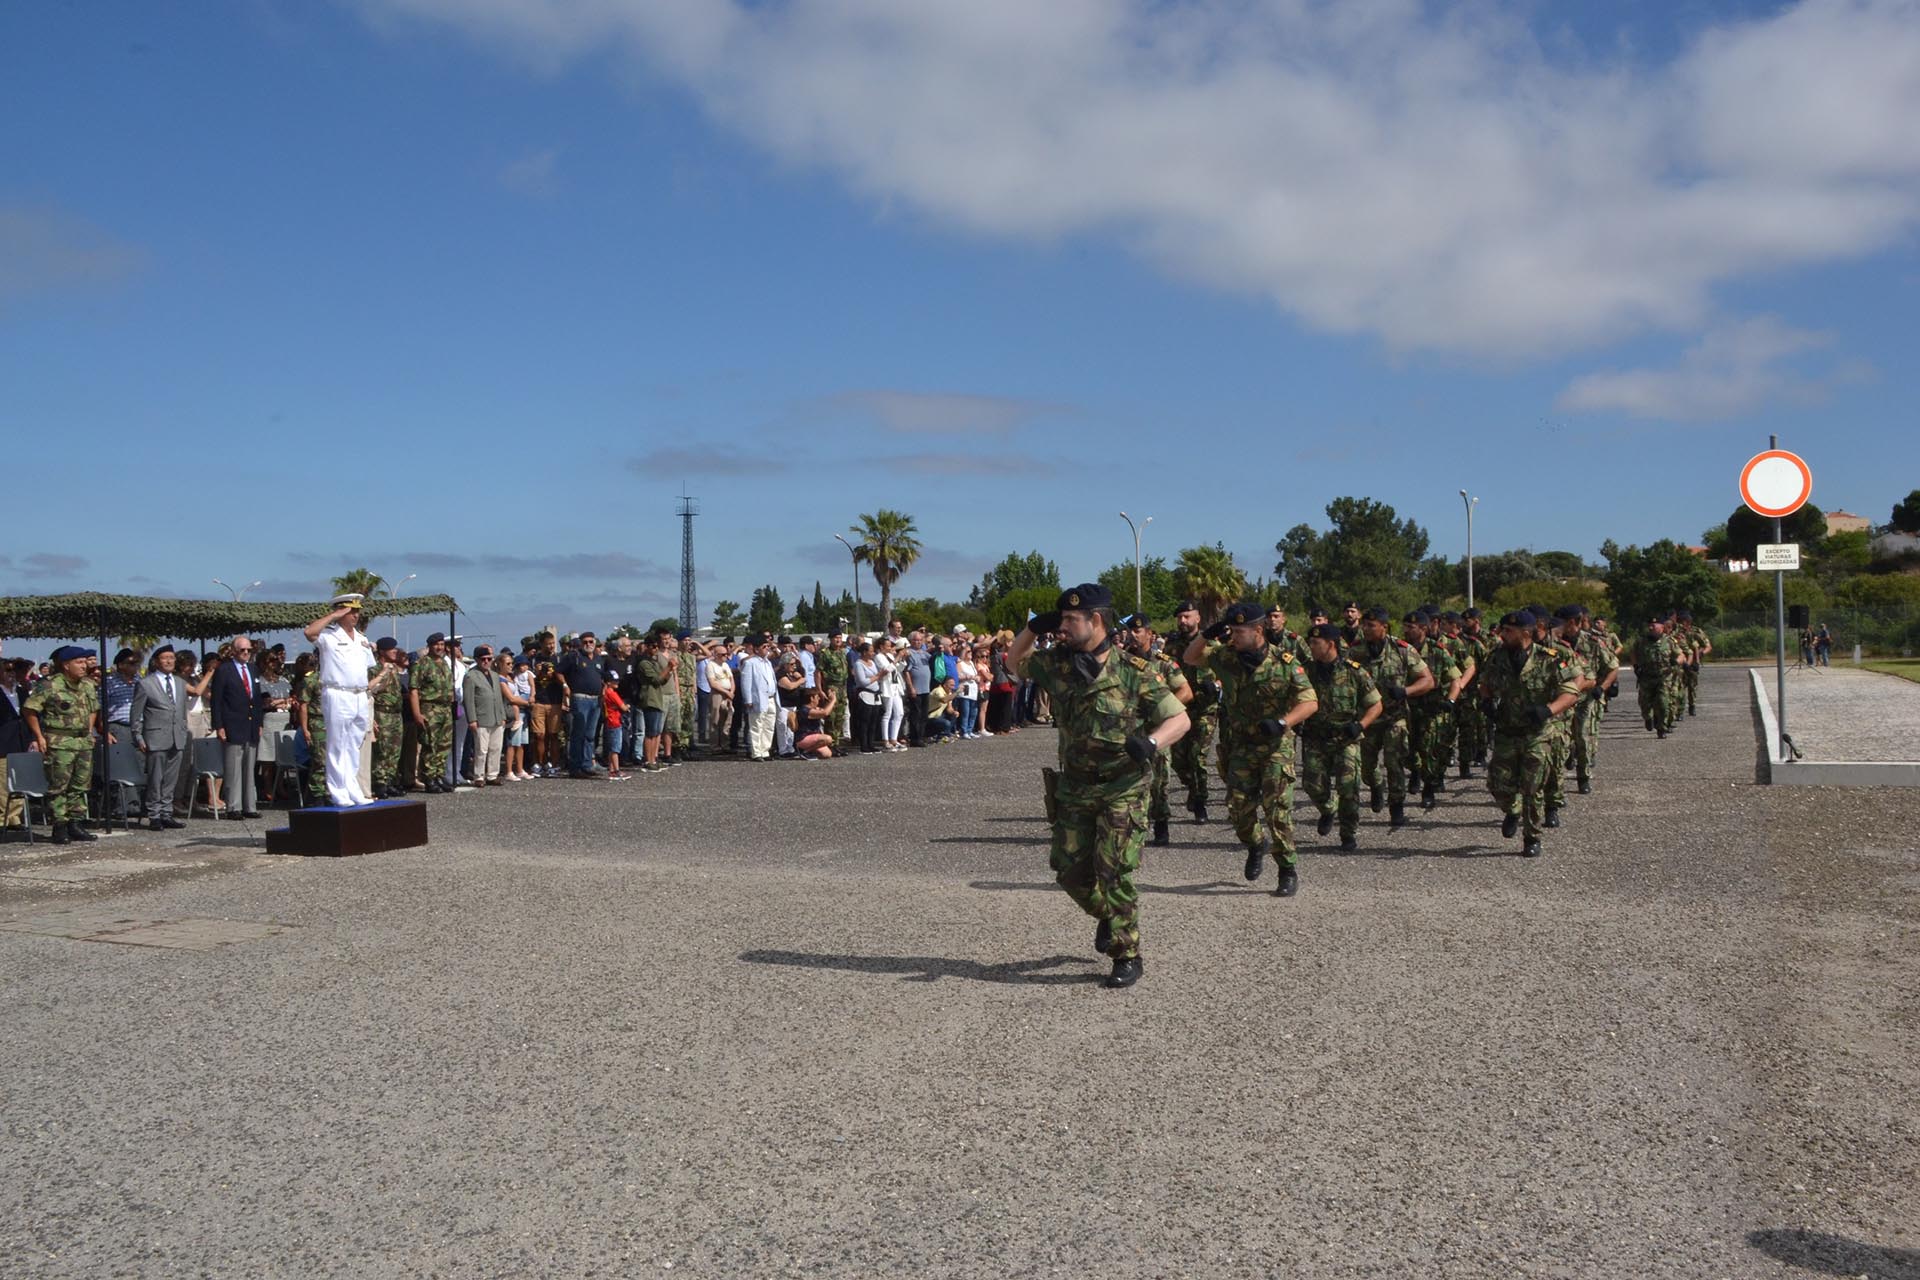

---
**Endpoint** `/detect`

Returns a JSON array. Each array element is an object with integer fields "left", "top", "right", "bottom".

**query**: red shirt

[{"left": 602, "top": 686, "right": 625, "bottom": 728}]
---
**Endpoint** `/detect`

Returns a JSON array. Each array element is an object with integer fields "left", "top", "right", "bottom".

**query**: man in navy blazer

[{"left": 209, "top": 637, "right": 274, "bottom": 817}]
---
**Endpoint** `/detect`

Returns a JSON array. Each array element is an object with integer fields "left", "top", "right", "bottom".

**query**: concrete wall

[{"left": 1748, "top": 668, "right": 1920, "bottom": 786}]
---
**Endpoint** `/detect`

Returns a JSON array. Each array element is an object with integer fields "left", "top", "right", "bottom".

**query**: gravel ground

[
  {"left": 1746, "top": 664, "right": 1920, "bottom": 762},
  {"left": 2, "top": 666, "right": 1916, "bottom": 1279}
]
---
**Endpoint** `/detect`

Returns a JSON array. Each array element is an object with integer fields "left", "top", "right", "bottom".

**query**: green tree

[
  {"left": 1892, "top": 489, "right": 1920, "bottom": 533},
  {"left": 608, "top": 623, "right": 645, "bottom": 642},
  {"left": 644, "top": 617, "right": 680, "bottom": 636},
  {"left": 1813, "top": 530, "right": 1871, "bottom": 590},
  {"left": 850, "top": 509, "right": 924, "bottom": 630},
  {"left": 985, "top": 586, "right": 1061, "bottom": 634},
  {"left": 1097, "top": 555, "right": 1178, "bottom": 621},
  {"left": 709, "top": 600, "right": 747, "bottom": 634},
  {"left": 1174, "top": 544, "right": 1245, "bottom": 623},
  {"left": 1531, "top": 550, "right": 1595, "bottom": 579},
  {"left": 1467, "top": 550, "right": 1540, "bottom": 601},
  {"left": 1702, "top": 524, "right": 1731, "bottom": 561},
  {"left": 1489, "top": 580, "right": 1611, "bottom": 618},
  {"left": 1274, "top": 497, "right": 1431, "bottom": 616},
  {"left": 747, "top": 585, "right": 785, "bottom": 636},
  {"left": 330, "top": 567, "right": 385, "bottom": 597},
  {"left": 1413, "top": 555, "right": 1459, "bottom": 605},
  {"left": 1724, "top": 502, "right": 1826, "bottom": 563},
  {"left": 1600, "top": 539, "right": 1721, "bottom": 624},
  {"left": 977, "top": 551, "right": 1060, "bottom": 611}
]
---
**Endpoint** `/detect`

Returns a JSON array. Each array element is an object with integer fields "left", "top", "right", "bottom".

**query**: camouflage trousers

[
  {"left": 1662, "top": 671, "right": 1684, "bottom": 730},
  {"left": 829, "top": 699, "right": 849, "bottom": 747},
  {"left": 1682, "top": 664, "right": 1700, "bottom": 714},
  {"left": 372, "top": 709, "right": 404, "bottom": 787},
  {"left": 1637, "top": 672, "right": 1675, "bottom": 732},
  {"left": 1049, "top": 777, "right": 1148, "bottom": 960},
  {"left": 1300, "top": 733, "right": 1363, "bottom": 841},
  {"left": 1544, "top": 718, "right": 1572, "bottom": 809},
  {"left": 1169, "top": 710, "right": 1214, "bottom": 811},
  {"left": 1487, "top": 727, "right": 1555, "bottom": 841},
  {"left": 1572, "top": 695, "right": 1603, "bottom": 783},
  {"left": 44, "top": 736, "right": 93, "bottom": 823},
  {"left": 305, "top": 716, "right": 329, "bottom": 800},
  {"left": 1407, "top": 702, "right": 1453, "bottom": 787},
  {"left": 678, "top": 694, "right": 696, "bottom": 742},
  {"left": 1362, "top": 717, "right": 1412, "bottom": 804},
  {"left": 1455, "top": 694, "right": 1488, "bottom": 764},
  {"left": 1148, "top": 751, "right": 1172, "bottom": 824},
  {"left": 1224, "top": 739, "right": 1298, "bottom": 866},
  {"left": 418, "top": 704, "right": 453, "bottom": 781}
]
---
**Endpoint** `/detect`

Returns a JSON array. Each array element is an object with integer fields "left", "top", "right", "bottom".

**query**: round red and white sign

[{"left": 1739, "top": 449, "right": 1813, "bottom": 519}]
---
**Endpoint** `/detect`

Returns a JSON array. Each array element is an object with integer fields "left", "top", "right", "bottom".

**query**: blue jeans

[
  {"left": 958, "top": 698, "right": 979, "bottom": 735},
  {"left": 569, "top": 695, "right": 602, "bottom": 773},
  {"left": 604, "top": 724, "right": 624, "bottom": 763}
]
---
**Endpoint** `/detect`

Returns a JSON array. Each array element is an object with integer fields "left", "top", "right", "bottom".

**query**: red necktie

[{"left": 242, "top": 666, "right": 252, "bottom": 696}]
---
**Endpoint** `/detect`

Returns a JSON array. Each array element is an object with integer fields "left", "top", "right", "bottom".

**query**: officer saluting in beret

[{"left": 1012, "top": 583, "right": 1190, "bottom": 989}]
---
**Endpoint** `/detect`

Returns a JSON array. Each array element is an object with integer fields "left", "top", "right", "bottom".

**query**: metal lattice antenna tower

[{"left": 677, "top": 490, "right": 699, "bottom": 629}]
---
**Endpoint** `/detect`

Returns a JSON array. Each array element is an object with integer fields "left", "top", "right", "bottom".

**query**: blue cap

[{"left": 50, "top": 645, "right": 95, "bottom": 664}]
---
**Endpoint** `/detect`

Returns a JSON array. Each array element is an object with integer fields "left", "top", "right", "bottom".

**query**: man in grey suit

[{"left": 132, "top": 645, "right": 190, "bottom": 830}]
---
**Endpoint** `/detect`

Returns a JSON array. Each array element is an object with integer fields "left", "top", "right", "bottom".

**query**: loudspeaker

[{"left": 1788, "top": 604, "right": 1810, "bottom": 628}]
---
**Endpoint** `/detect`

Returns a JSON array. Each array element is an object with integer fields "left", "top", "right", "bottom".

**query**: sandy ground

[{"left": 2, "top": 666, "right": 1915, "bottom": 1279}]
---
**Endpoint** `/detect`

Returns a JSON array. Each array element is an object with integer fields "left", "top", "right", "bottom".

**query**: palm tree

[
  {"left": 850, "top": 509, "right": 923, "bottom": 630},
  {"left": 331, "top": 568, "right": 385, "bottom": 598},
  {"left": 1174, "top": 544, "right": 1244, "bottom": 624}
]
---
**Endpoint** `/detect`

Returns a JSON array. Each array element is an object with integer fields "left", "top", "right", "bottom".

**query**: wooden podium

[{"left": 264, "top": 799, "right": 429, "bottom": 857}]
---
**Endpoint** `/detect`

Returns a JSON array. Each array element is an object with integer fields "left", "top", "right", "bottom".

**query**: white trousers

[
  {"left": 747, "top": 702, "right": 777, "bottom": 760},
  {"left": 471, "top": 724, "right": 504, "bottom": 781},
  {"left": 322, "top": 688, "right": 372, "bottom": 805},
  {"left": 881, "top": 695, "right": 905, "bottom": 742}
]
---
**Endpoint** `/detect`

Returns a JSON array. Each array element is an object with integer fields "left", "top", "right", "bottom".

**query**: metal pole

[
  {"left": 1459, "top": 491, "right": 1476, "bottom": 609},
  {"left": 1119, "top": 512, "right": 1151, "bottom": 615},
  {"left": 1771, "top": 436, "right": 1786, "bottom": 754},
  {"left": 834, "top": 534, "right": 862, "bottom": 637}
]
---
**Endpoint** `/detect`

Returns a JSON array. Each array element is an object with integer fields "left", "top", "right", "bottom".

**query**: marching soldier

[
  {"left": 1536, "top": 607, "right": 1589, "bottom": 828},
  {"left": 1184, "top": 602, "right": 1317, "bottom": 895},
  {"left": 1166, "top": 599, "right": 1218, "bottom": 824},
  {"left": 1297, "top": 624, "right": 1382, "bottom": 851},
  {"left": 1562, "top": 606, "right": 1620, "bottom": 795},
  {"left": 1630, "top": 618, "right": 1680, "bottom": 738},
  {"left": 1476, "top": 611, "right": 1580, "bottom": 857},
  {"left": 370, "top": 638, "right": 406, "bottom": 798},
  {"left": 1121, "top": 614, "right": 1193, "bottom": 847},
  {"left": 1401, "top": 611, "right": 1461, "bottom": 810},
  {"left": 408, "top": 633, "right": 456, "bottom": 792},
  {"left": 22, "top": 645, "right": 100, "bottom": 844},
  {"left": 1674, "top": 609, "right": 1710, "bottom": 717},
  {"left": 1339, "top": 601, "right": 1364, "bottom": 648},
  {"left": 1265, "top": 603, "right": 1306, "bottom": 654},
  {"left": 1453, "top": 608, "right": 1491, "bottom": 773},
  {"left": 1352, "top": 607, "right": 1433, "bottom": 828},
  {"left": 1013, "top": 584, "right": 1190, "bottom": 989}
]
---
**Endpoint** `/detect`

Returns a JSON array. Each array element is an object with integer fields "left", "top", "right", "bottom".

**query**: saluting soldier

[
  {"left": 1351, "top": 607, "right": 1433, "bottom": 828},
  {"left": 1297, "top": 623, "right": 1382, "bottom": 850},
  {"left": 23, "top": 645, "right": 100, "bottom": 844},
  {"left": 408, "top": 633, "right": 457, "bottom": 792},
  {"left": 1401, "top": 611, "right": 1461, "bottom": 810},
  {"left": 1184, "top": 602, "right": 1318, "bottom": 896},
  {"left": 673, "top": 630, "right": 700, "bottom": 759},
  {"left": 1166, "top": 599, "right": 1218, "bottom": 824},
  {"left": 1477, "top": 611, "right": 1580, "bottom": 857},
  {"left": 369, "top": 638, "right": 407, "bottom": 798},
  {"left": 1121, "top": 614, "right": 1192, "bottom": 847},
  {"left": 1013, "top": 584, "right": 1190, "bottom": 990}
]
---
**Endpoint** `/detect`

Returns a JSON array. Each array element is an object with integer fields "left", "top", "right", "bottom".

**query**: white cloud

[
  {"left": 497, "top": 146, "right": 560, "bottom": 197},
  {"left": 1555, "top": 316, "right": 1841, "bottom": 421},
  {"left": 356, "top": 0, "right": 1920, "bottom": 360},
  {"left": 0, "top": 206, "right": 144, "bottom": 307}
]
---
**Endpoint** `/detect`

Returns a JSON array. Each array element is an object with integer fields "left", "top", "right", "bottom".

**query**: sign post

[{"left": 1740, "top": 440, "right": 1813, "bottom": 757}]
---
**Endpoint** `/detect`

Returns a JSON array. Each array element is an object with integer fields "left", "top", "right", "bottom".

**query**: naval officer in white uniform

[{"left": 304, "top": 594, "right": 379, "bottom": 806}]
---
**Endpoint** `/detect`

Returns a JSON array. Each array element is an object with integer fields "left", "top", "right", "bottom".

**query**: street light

[
  {"left": 833, "top": 533, "right": 864, "bottom": 637},
  {"left": 1118, "top": 511, "right": 1152, "bottom": 615},
  {"left": 212, "top": 577, "right": 261, "bottom": 602},
  {"left": 1458, "top": 490, "right": 1478, "bottom": 609},
  {"left": 375, "top": 572, "right": 416, "bottom": 644}
]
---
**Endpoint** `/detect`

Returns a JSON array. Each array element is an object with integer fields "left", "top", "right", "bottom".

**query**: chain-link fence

[{"left": 1711, "top": 605, "right": 1920, "bottom": 660}]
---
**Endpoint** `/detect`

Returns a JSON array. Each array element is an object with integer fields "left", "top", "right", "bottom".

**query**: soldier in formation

[
  {"left": 1475, "top": 610, "right": 1580, "bottom": 857},
  {"left": 1630, "top": 618, "right": 1682, "bottom": 738},
  {"left": 1014, "top": 583, "right": 1190, "bottom": 989},
  {"left": 1184, "top": 602, "right": 1317, "bottom": 896},
  {"left": 1400, "top": 611, "right": 1462, "bottom": 810},
  {"left": 1561, "top": 606, "right": 1620, "bottom": 795},
  {"left": 1297, "top": 623, "right": 1381, "bottom": 851},
  {"left": 22, "top": 645, "right": 100, "bottom": 844},
  {"left": 1165, "top": 600, "right": 1218, "bottom": 825},
  {"left": 1351, "top": 607, "right": 1433, "bottom": 829},
  {"left": 1672, "top": 609, "right": 1711, "bottom": 718},
  {"left": 1120, "top": 613, "right": 1192, "bottom": 847}
]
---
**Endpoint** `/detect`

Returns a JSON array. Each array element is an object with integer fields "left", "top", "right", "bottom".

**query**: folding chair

[
  {"left": 270, "top": 731, "right": 306, "bottom": 809},
  {"left": 5, "top": 751, "right": 50, "bottom": 844},
  {"left": 187, "top": 737, "right": 225, "bottom": 819},
  {"left": 104, "top": 740, "right": 146, "bottom": 831}
]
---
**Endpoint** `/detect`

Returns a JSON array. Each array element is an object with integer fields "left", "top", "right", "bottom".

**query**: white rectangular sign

[{"left": 1756, "top": 542, "right": 1801, "bottom": 570}]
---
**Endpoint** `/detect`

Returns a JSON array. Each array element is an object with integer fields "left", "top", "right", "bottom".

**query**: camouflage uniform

[
  {"left": 1299, "top": 656, "right": 1380, "bottom": 842},
  {"left": 298, "top": 674, "right": 329, "bottom": 801},
  {"left": 1166, "top": 629, "right": 1217, "bottom": 816},
  {"left": 1407, "top": 638, "right": 1461, "bottom": 792},
  {"left": 1662, "top": 629, "right": 1692, "bottom": 729},
  {"left": 1140, "top": 651, "right": 1191, "bottom": 828},
  {"left": 371, "top": 666, "right": 405, "bottom": 791},
  {"left": 1354, "top": 637, "right": 1431, "bottom": 810},
  {"left": 1630, "top": 632, "right": 1680, "bottom": 734},
  {"left": 1026, "top": 646, "right": 1183, "bottom": 962},
  {"left": 1204, "top": 640, "right": 1315, "bottom": 868},
  {"left": 411, "top": 651, "right": 455, "bottom": 780},
  {"left": 817, "top": 645, "right": 850, "bottom": 745},
  {"left": 1453, "top": 628, "right": 1492, "bottom": 768},
  {"left": 1571, "top": 630, "right": 1620, "bottom": 787},
  {"left": 1477, "top": 643, "right": 1580, "bottom": 843},
  {"left": 675, "top": 647, "right": 698, "bottom": 744},
  {"left": 1677, "top": 623, "right": 1709, "bottom": 715},
  {"left": 24, "top": 673, "right": 97, "bottom": 825},
  {"left": 1539, "top": 635, "right": 1584, "bottom": 813}
]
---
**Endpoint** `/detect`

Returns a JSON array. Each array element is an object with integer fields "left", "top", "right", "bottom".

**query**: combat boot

[
  {"left": 1150, "top": 819, "right": 1170, "bottom": 847},
  {"left": 1243, "top": 840, "right": 1267, "bottom": 882},
  {"left": 1434, "top": 776, "right": 1447, "bottom": 793},
  {"left": 1457, "top": 758, "right": 1472, "bottom": 779},
  {"left": 1656, "top": 726, "right": 1667, "bottom": 739},
  {"left": 1522, "top": 839, "right": 1543, "bottom": 858},
  {"left": 1420, "top": 784, "right": 1436, "bottom": 811},
  {"left": 1104, "top": 956, "right": 1142, "bottom": 989},
  {"left": 1339, "top": 834, "right": 1357, "bottom": 852},
  {"left": 1275, "top": 864, "right": 1299, "bottom": 897},
  {"left": 1192, "top": 802, "right": 1208, "bottom": 825},
  {"left": 50, "top": 822, "right": 69, "bottom": 845},
  {"left": 1577, "top": 778, "right": 1592, "bottom": 795},
  {"left": 1501, "top": 813, "right": 1520, "bottom": 839},
  {"left": 1544, "top": 807, "right": 1561, "bottom": 829},
  {"left": 67, "top": 821, "right": 97, "bottom": 843},
  {"left": 1316, "top": 811, "right": 1333, "bottom": 837},
  {"left": 1369, "top": 786, "right": 1383, "bottom": 813},
  {"left": 1094, "top": 918, "right": 1112, "bottom": 955},
  {"left": 1389, "top": 802, "right": 1408, "bottom": 830}
]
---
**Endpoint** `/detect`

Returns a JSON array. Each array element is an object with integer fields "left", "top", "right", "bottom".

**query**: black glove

[
  {"left": 1384, "top": 683, "right": 1407, "bottom": 701},
  {"left": 1203, "top": 621, "right": 1230, "bottom": 641},
  {"left": 1123, "top": 732, "right": 1156, "bottom": 764},
  {"left": 1197, "top": 681, "right": 1220, "bottom": 702},
  {"left": 1257, "top": 718, "right": 1285, "bottom": 740},
  {"left": 1027, "top": 611, "right": 1061, "bottom": 636},
  {"left": 1525, "top": 703, "right": 1553, "bottom": 727},
  {"left": 1605, "top": 685, "right": 1619, "bottom": 702},
  {"left": 1343, "top": 720, "right": 1366, "bottom": 741}
]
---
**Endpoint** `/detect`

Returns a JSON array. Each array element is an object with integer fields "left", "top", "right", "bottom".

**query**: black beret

[
  {"left": 50, "top": 645, "right": 94, "bottom": 664},
  {"left": 113, "top": 648, "right": 136, "bottom": 665},
  {"left": 1499, "top": 611, "right": 1533, "bottom": 628},
  {"left": 151, "top": 644, "right": 174, "bottom": 658},
  {"left": 1675, "top": 609, "right": 1693, "bottom": 620},
  {"left": 1173, "top": 598, "right": 1200, "bottom": 613},
  {"left": 1402, "top": 611, "right": 1427, "bottom": 625},
  {"left": 1056, "top": 583, "right": 1112, "bottom": 612},
  {"left": 1220, "top": 602, "right": 1264, "bottom": 627},
  {"left": 1527, "top": 603, "right": 1550, "bottom": 619},
  {"left": 1553, "top": 604, "right": 1582, "bottom": 620},
  {"left": 1119, "top": 613, "right": 1150, "bottom": 629},
  {"left": 426, "top": 632, "right": 446, "bottom": 646},
  {"left": 1307, "top": 623, "right": 1343, "bottom": 642},
  {"left": 375, "top": 637, "right": 398, "bottom": 652},
  {"left": 1441, "top": 611, "right": 1462, "bottom": 623},
  {"left": 1363, "top": 606, "right": 1390, "bottom": 623},
  {"left": 1462, "top": 607, "right": 1481, "bottom": 619}
]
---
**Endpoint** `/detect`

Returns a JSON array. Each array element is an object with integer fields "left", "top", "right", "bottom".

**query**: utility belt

[{"left": 321, "top": 683, "right": 368, "bottom": 693}]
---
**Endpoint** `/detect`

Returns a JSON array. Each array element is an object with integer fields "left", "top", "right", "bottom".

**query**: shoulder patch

[
  {"left": 1346, "top": 659, "right": 1364, "bottom": 670},
  {"left": 1124, "top": 653, "right": 1150, "bottom": 671}
]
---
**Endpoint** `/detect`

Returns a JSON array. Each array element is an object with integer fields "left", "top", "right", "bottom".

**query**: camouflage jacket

[
  {"left": 1027, "top": 646, "right": 1182, "bottom": 792},
  {"left": 1300, "top": 658, "right": 1381, "bottom": 739},
  {"left": 1574, "top": 631, "right": 1621, "bottom": 693},
  {"left": 411, "top": 654, "right": 454, "bottom": 705},
  {"left": 674, "top": 649, "right": 697, "bottom": 700},
  {"left": 1143, "top": 651, "right": 1191, "bottom": 701},
  {"left": 1630, "top": 634, "right": 1680, "bottom": 676},
  {"left": 817, "top": 646, "right": 848, "bottom": 693},
  {"left": 1477, "top": 643, "right": 1580, "bottom": 736},
  {"left": 1202, "top": 641, "right": 1315, "bottom": 742},
  {"left": 1410, "top": 639, "right": 1461, "bottom": 708},
  {"left": 1167, "top": 629, "right": 1218, "bottom": 714},
  {"left": 1353, "top": 638, "right": 1431, "bottom": 721},
  {"left": 25, "top": 673, "right": 98, "bottom": 737},
  {"left": 371, "top": 665, "right": 405, "bottom": 715}
]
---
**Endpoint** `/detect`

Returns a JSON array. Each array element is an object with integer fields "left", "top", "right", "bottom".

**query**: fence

[{"left": 1711, "top": 605, "right": 1920, "bottom": 660}]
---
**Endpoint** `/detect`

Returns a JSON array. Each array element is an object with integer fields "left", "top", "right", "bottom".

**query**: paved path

[
  {"left": 1747, "top": 663, "right": 1920, "bottom": 762},
  {"left": 2, "top": 667, "right": 1916, "bottom": 1279}
]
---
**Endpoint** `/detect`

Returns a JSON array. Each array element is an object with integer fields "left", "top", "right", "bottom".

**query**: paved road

[
  {"left": 3, "top": 666, "right": 1916, "bottom": 1278},
  {"left": 1747, "top": 663, "right": 1920, "bottom": 762}
]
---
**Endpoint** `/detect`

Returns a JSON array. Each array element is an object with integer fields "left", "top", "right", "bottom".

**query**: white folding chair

[
  {"left": 104, "top": 740, "right": 146, "bottom": 830},
  {"left": 271, "top": 732, "right": 306, "bottom": 809},
  {"left": 5, "top": 751, "right": 50, "bottom": 844},
  {"left": 187, "top": 737, "right": 225, "bottom": 819}
]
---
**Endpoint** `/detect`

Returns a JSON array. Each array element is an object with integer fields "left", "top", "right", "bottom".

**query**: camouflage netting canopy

[{"left": 0, "top": 591, "right": 462, "bottom": 642}]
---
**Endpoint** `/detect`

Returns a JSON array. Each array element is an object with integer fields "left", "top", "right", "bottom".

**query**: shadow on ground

[
  {"left": 968, "top": 879, "right": 1268, "bottom": 898},
  {"left": 740, "top": 949, "right": 1103, "bottom": 985},
  {"left": 1747, "top": 1228, "right": 1920, "bottom": 1279}
]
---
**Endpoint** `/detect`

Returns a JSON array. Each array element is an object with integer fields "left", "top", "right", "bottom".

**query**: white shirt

[{"left": 315, "top": 623, "right": 377, "bottom": 690}]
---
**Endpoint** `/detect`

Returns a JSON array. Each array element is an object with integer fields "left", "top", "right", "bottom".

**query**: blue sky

[{"left": 4, "top": 0, "right": 1917, "bottom": 657}]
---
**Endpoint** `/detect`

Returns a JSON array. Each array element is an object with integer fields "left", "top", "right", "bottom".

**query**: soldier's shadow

[
  {"left": 739, "top": 949, "right": 1103, "bottom": 985},
  {"left": 969, "top": 879, "right": 1268, "bottom": 897},
  {"left": 1354, "top": 844, "right": 1513, "bottom": 861},
  {"left": 928, "top": 834, "right": 1046, "bottom": 846}
]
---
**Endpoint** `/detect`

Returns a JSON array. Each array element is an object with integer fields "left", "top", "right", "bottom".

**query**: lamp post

[
  {"left": 1118, "top": 511, "right": 1152, "bottom": 615},
  {"left": 376, "top": 572, "right": 416, "bottom": 647},
  {"left": 833, "top": 533, "right": 864, "bottom": 637},
  {"left": 1458, "top": 491, "right": 1478, "bottom": 609},
  {"left": 212, "top": 577, "right": 261, "bottom": 602}
]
